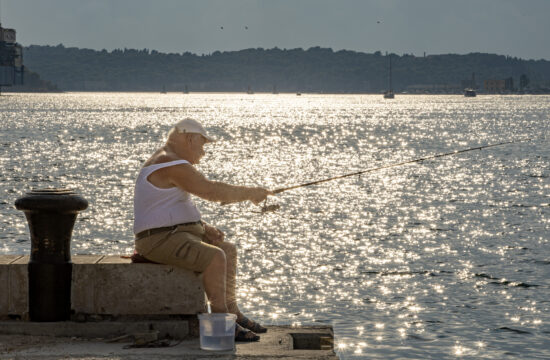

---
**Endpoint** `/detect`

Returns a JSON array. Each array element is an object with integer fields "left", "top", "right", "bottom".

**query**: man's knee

[
  {"left": 220, "top": 242, "right": 237, "bottom": 256},
  {"left": 208, "top": 248, "right": 226, "bottom": 268}
]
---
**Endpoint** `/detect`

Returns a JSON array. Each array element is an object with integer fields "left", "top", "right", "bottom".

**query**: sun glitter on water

[{"left": 1, "top": 93, "right": 549, "bottom": 360}]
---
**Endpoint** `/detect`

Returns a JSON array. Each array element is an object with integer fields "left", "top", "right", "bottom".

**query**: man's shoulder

[
  {"left": 157, "top": 159, "right": 199, "bottom": 177},
  {"left": 157, "top": 154, "right": 188, "bottom": 164},
  {"left": 146, "top": 154, "right": 192, "bottom": 167}
]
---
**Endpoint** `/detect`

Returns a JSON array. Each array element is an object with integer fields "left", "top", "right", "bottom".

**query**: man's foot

[
  {"left": 237, "top": 315, "right": 267, "bottom": 333},
  {"left": 235, "top": 324, "right": 260, "bottom": 342}
]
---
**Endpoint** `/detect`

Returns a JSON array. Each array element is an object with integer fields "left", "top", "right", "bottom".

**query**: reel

[{"left": 261, "top": 203, "right": 281, "bottom": 213}]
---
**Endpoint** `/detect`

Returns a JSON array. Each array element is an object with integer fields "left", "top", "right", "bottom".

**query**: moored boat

[
  {"left": 464, "top": 73, "right": 477, "bottom": 97},
  {"left": 384, "top": 54, "right": 395, "bottom": 99},
  {"left": 464, "top": 88, "right": 476, "bottom": 97}
]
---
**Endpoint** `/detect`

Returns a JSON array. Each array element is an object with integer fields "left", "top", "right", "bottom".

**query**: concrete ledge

[
  {"left": 0, "top": 320, "right": 190, "bottom": 340},
  {"left": 0, "top": 324, "right": 339, "bottom": 359},
  {"left": 0, "top": 255, "right": 206, "bottom": 319},
  {"left": 0, "top": 255, "right": 27, "bottom": 319}
]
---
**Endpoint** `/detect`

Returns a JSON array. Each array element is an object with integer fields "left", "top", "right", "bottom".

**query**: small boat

[
  {"left": 247, "top": 85, "right": 254, "bottom": 94},
  {"left": 464, "top": 88, "right": 476, "bottom": 97},
  {"left": 464, "top": 73, "right": 476, "bottom": 97},
  {"left": 384, "top": 54, "right": 395, "bottom": 99}
]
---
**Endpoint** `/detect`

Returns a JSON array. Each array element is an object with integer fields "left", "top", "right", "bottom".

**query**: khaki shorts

[{"left": 135, "top": 223, "right": 219, "bottom": 273}]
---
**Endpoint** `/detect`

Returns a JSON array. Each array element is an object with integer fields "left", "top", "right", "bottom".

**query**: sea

[{"left": 0, "top": 92, "right": 549, "bottom": 359}]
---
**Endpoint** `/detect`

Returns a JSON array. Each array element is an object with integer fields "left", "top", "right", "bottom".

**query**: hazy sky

[{"left": 2, "top": 0, "right": 549, "bottom": 60}]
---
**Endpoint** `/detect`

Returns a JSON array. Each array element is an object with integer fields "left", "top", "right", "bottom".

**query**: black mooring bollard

[{"left": 15, "top": 188, "right": 88, "bottom": 322}]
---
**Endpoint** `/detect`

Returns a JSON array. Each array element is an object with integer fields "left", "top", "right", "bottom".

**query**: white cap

[{"left": 173, "top": 118, "right": 215, "bottom": 142}]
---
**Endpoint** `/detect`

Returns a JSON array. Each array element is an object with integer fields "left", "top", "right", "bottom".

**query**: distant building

[
  {"left": 0, "top": 24, "right": 24, "bottom": 87},
  {"left": 406, "top": 83, "right": 462, "bottom": 94},
  {"left": 484, "top": 77, "right": 514, "bottom": 93},
  {"left": 505, "top": 77, "right": 514, "bottom": 91},
  {"left": 484, "top": 79, "right": 505, "bottom": 92}
]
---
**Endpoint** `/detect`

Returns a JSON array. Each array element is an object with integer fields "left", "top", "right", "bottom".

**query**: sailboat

[
  {"left": 464, "top": 72, "right": 477, "bottom": 97},
  {"left": 383, "top": 54, "right": 395, "bottom": 99}
]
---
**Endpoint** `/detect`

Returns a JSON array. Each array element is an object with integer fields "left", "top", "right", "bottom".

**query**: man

[{"left": 133, "top": 118, "right": 272, "bottom": 342}]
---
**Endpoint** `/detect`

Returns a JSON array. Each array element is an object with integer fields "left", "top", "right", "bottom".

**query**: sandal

[
  {"left": 235, "top": 324, "right": 260, "bottom": 342},
  {"left": 237, "top": 316, "right": 267, "bottom": 333}
]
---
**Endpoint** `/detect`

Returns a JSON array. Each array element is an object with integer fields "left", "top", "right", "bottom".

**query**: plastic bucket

[{"left": 198, "top": 313, "right": 237, "bottom": 351}]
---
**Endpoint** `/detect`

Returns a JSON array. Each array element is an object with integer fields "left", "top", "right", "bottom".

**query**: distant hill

[{"left": 22, "top": 44, "right": 550, "bottom": 93}]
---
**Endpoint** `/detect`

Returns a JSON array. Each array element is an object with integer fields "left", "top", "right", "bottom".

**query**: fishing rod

[
  {"left": 273, "top": 139, "right": 532, "bottom": 194},
  {"left": 252, "top": 138, "right": 532, "bottom": 213},
  {"left": 271, "top": 139, "right": 531, "bottom": 195}
]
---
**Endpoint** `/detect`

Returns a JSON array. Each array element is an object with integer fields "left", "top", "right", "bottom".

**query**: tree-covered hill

[{"left": 22, "top": 44, "right": 550, "bottom": 93}]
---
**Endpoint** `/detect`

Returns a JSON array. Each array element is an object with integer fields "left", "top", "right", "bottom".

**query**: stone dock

[{"left": 0, "top": 254, "right": 339, "bottom": 359}]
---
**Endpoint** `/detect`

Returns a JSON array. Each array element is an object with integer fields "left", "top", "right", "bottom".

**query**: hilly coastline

[{"left": 20, "top": 44, "right": 550, "bottom": 93}]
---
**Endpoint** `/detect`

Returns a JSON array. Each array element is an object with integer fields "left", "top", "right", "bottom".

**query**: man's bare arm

[{"left": 162, "top": 164, "right": 270, "bottom": 204}]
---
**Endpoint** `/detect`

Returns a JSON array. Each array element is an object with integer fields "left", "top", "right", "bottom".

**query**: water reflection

[{"left": 0, "top": 93, "right": 549, "bottom": 359}]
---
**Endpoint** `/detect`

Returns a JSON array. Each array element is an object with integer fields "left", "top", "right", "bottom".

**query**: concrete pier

[
  {"left": 0, "top": 325, "right": 338, "bottom": 359},
  {"left": 0, "top": 254, "right": 206, "bottom": 320},
  {"left": 0, "top": 254, "right": 339, "bottom": 358}
]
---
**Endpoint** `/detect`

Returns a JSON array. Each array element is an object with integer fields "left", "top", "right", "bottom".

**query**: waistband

[{"left": 135, "top": 221, "right": 203, "bottom": 240}]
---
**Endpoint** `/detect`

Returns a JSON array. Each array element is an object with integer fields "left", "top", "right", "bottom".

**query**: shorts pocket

[{"left": 175, "top": 241, "right": 201, "bottom": 266}]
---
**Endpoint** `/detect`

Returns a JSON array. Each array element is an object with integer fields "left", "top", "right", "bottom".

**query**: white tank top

[{"left": 133, "top": 160, "right": 201, "bottom": 234}]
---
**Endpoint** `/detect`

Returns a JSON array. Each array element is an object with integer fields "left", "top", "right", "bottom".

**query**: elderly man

[{"left": 133, "top": 118, "right": 272, "bottom": 342}]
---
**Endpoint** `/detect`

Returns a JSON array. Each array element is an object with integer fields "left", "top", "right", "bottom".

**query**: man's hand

[
  {"left": 249, "top": 187, "right": 274, "bottom": 205},
  {"left": 203, "top": 223, "right": 225, "bottom": 246}
]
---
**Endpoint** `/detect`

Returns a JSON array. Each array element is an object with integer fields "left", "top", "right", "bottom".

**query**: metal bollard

[{"left": 15, "top": 188, "right": 88, "bottom": 322}]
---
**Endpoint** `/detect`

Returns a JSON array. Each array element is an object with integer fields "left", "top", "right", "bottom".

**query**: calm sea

[{"left": 1, "top": 93, "right": 549, "bottom": 359}]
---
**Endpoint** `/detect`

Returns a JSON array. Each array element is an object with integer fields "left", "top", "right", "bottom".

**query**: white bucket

[{"left": 197, "top": 313, "right": 237, "bottom": 351}]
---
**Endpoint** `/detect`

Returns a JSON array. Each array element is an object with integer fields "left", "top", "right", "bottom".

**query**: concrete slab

[
  {"left": 98, "top": 255, "right": 131, "bottom": 264},
  {"left": 72, "top": 255, "right": 103, "bottom": 264},
  {"left": 0, "top": 255, "right": 23, "bottom": 265},
  {"left": 70, "top": 256, "right": 104, "bottom": 314},
  {"left": 71, "top": 261, "right": 97, "bottom": 315},
  {"left": 11, "top": 256, "right": 30, "bottom": 265},
  {"left": 0, "top": 320, "right": 189, "bottom": 340},
  {"left": 0, "top": 325, "right": 339, "bottom": 359},
  {"left": 8, "top": 256, "right": 29, "bottom": 319},
  {"left": 0, "top": 268, "right": 5, "bottom": 317},
  {"left": 89, "top": 261, "right": 206, "bottom": 315},
  {"left": 1, "top": 254, "right": 206, "bottom": 318},
  {"left": 0, "top": 256, "right": 22, "bottom": 317}
]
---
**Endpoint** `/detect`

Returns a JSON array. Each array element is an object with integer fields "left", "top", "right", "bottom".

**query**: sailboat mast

[{"left": 389, "top": 54, "right": 393, "bottom": 91}]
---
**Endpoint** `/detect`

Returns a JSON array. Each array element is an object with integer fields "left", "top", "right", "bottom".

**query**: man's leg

[
  {"left": 217, "top": 242, "right": 240, "bottom": 315},
  {"left": 218, "top": 241, "right": 267, "bottom": 334},
  {"left": 202, "top": 249, "right": 228, "bottom": 313}
]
